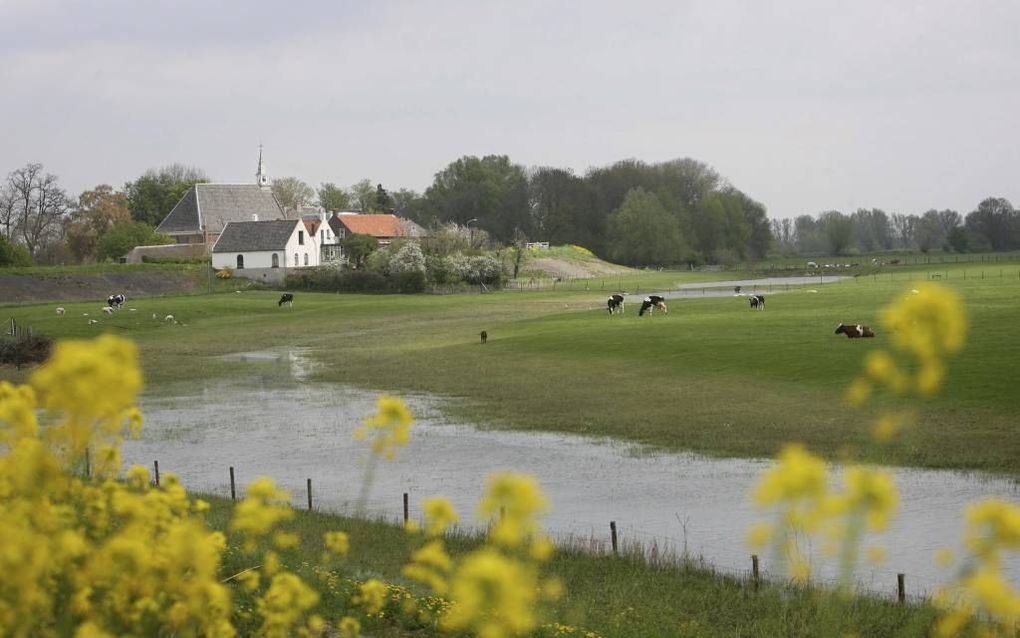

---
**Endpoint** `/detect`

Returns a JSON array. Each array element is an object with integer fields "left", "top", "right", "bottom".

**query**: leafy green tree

[
  {"left": 66, "top": 185, "right": 131, "bottom": 262},
  {"left": 606, "top": 188, "right": 685, "bottom": 266},
  {"left": 271, "top": 177, "right": 314, "bottom": 214},
  {"left": 529, "top": 167, "right": 595, "bottom": 249},
  {"left": 371, "top": 184, "right": 394, "bottom": 212},
  {"left": 819, "top": 211, "right": 854, "bottom": 255},
  {"left": 97, "top": 221, "right": 172, "bottom": 261},
  {"left": 342, "top": 233, "right": 379, "bottom": 269},
  {"left": 965, "top": 197, "right": 1017, "bottom": 251},
  {"left": 424, "top": 155, "right": 531, "bottom": 242},
  {"left": 349, "top": 179, "right": 375, "bottom": 212},
  {"left": 317, "top": 183, "right": 350, "bottom": 212},
  {"left": 946, "top": 226, "right": 969, "bottom": 253},
  {"left": 390, "top": 189, "right": 421, "bottom": 217},
  {"left": 0, "top": 233, "right": 32, "bottom": 266},
  {"left": 124, "top": 164, "right": 208, "bottom": 226}
]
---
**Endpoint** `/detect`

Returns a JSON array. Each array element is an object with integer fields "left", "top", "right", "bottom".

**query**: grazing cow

[
  {"left": 835, "top": 323, "right": 875, "bottom": 339},
  {"left": 749, "top": 294, "right": 765, "bottom": 310},
  {"left": 278, "top": 293, "right": 294, "bottom": 307},
  {"left": 55, "top": 307, "right": 65, "bottom": 316},
  {"left": 107, "top": 294, "right": 126, "bottom": 309},
  {"left": 164, "top": 314, "right": 175, "bottom": 323},
  {"left": 480, "top": 330, "right": 488, "bottom": 344},
  {"left": 638, "top": 295, "right": 667, "bottom": 316},
  {"left": 607, "top": 293, "right": 626, "bottom": 315}
]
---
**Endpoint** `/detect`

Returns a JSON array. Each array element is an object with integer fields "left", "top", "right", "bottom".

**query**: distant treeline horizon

[{"left": 2, "top": 156, "right": 1017, "bottom": 267}]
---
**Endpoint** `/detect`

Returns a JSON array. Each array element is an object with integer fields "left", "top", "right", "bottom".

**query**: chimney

[{"left": 251, "top": 214, "right": 259, "bottom": 221}]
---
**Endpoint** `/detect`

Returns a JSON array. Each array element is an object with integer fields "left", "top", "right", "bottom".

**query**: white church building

[{"left": 211, "top": 218, "right": 326, "bottom": 283}]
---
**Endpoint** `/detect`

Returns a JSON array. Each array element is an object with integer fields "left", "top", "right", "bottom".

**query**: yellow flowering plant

[
  {"left": 353, "top": 395, "right": 414, "bottom": 511},
  {"left": 750, "top": 284, "right": 963, "bottom": 601},
  {"left": 402, "top": 473, "right": 563, "bottom": 638}
]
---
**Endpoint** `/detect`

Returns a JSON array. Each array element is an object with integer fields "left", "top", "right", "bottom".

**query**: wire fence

[{"left": 141, "top": 457, "right": 923, "bottom": 604}]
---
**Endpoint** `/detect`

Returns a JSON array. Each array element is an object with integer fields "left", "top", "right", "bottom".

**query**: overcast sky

[{"left": 2, "top": 0, "right": 1018, "bottom": 219}]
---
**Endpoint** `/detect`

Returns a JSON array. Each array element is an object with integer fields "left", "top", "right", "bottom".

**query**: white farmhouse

[{"left": 211, "top": 219, "right": 320, "bottom": 283}]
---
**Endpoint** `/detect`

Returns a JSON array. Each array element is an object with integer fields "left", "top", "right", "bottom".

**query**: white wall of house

[{"left": 212, "top": 221, "right": 321, "bottom": 271}]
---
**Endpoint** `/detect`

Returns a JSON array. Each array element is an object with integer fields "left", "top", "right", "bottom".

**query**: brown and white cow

[{"left": 835, "top": 323, "right": 874, "bottom": 338}]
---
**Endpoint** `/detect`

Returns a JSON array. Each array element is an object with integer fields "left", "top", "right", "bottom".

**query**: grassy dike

[
  {"left": 204, "top": 495, "right": 940, "bottom": 638},
  {"left": 3, "top": 260, "right": 1020, "bottom": 475}
]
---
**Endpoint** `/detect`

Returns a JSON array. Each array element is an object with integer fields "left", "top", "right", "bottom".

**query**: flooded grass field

[{"left": 123, "top": 352, "right": 1020, "bottom": 599}]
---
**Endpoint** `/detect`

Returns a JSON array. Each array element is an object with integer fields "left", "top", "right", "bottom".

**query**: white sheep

[
  {"left": 87, "top": 319, "right": 99, "bottom": 325},
  {"left": 56, "top": 307, "right": 65, "bottom": 316},
  {"left": 102, "top": 306, "right": 114, "bottom": 315},
  {"left": 152, "top": 313, "right": 158, "bottom": 319}
]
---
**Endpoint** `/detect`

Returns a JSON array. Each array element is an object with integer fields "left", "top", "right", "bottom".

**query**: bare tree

[
  {"left": 8, "top": 163, "right": 71, "bottom": 256},
  {"left": 0, "top": 182, "right": 16, "bottom": 240}
]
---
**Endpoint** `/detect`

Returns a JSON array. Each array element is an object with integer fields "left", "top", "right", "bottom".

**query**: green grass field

[{"left": 3, "top": 260, "right": 1019, "bottom": 475}]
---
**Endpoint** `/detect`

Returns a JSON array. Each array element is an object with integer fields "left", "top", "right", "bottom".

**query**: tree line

[
  {"left": 2, "top": 156, "right": 1016, "bottom": 267},
  {"left": 771, "top": 199, "right": 1019, "bottom": 257}
]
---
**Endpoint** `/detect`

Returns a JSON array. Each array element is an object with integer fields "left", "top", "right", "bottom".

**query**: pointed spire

[{"left": 255, "top": 143, "right": 269, "bottom": 188}]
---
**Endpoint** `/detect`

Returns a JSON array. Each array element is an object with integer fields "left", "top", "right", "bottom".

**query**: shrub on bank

[
  {"left": 0, "top": 333, "right": 53, "bottom": 368},
  {"left": 284, "top": 268, "right": 426, "bottom": 294}
]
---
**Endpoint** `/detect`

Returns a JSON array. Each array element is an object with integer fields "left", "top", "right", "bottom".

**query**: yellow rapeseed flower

[
  {"left": 323, "top": 531, "right": 350, "bottom": 556},
  {"left": 752, "top": 444, "right": 827, "bottom": 506},
  {"left": 441, "top": 548, "right": 540, "bottom": 638},
  {"left": 337, "top": 616, "right": 361, "bottom": 638},
  {"left": 354, "top": 579, "right": 388, "bottom": 615},
  {"left": 423, "top": 497, "right": 459, "bottom": 537},
  {"left": 353, "top": 395, "right": 414, "bottom": 460}
]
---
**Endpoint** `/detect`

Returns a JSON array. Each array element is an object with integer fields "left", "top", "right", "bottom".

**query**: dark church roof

[
  {"left": 211, "top": 220, "right": 299, "bottom": 253},
  {"left": 156, "top": 184, "right": 285, "bottom": 234}
]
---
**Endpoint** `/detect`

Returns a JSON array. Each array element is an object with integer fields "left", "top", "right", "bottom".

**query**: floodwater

[
  {"left": 123, "top": 352, "right": 1020, "bottom": 599},
  {"left": 656, "top": 275, "right": 850, "bottom": 299}
]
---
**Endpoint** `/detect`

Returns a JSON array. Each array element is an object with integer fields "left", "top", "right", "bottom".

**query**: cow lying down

[{"left": 835, "top": 323, "right": 874, "bottom": 338}]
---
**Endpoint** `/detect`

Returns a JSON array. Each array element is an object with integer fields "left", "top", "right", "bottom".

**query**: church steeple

[{"left": 255, "top": 144, "right": 269, "bottom": 188}]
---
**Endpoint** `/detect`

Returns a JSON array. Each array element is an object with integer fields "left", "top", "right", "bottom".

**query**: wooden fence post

[
  {"left": 403, "top": 492, "right": 409, "bottom": 525},
  {"left": 897, "top": 573, "right": 905, "bottom": 603},
  {"left": 84, "top": 447, "right": 90, "bottom": 479},
  {"left": 610, "top": 521, "right": 618, "bottom": 555},
  {"left": 229, "top": 466, "right": 236, "bottom": 501},
  {"left": 307, "top": 478, "right": 313, "bottom": 511},
  {"left": 752, "top": 554, "right": 760, "bottom": 591},
  {"left": 153, "top": 460, "right": 160, "bottom": 487}
]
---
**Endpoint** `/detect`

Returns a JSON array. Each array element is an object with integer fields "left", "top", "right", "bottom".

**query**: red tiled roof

[{"left": 335, "top": 214, "right": 403, "bottom": 238}]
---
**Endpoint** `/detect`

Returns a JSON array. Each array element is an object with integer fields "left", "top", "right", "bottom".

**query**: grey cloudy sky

[{"left": 2, "top": 0, "right": 1018, "bottom": 219}]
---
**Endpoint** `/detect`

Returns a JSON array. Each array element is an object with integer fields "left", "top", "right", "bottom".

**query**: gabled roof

[
  {"left": 156, "top": 184, "right": 285, "bottom": 234},
  {"left": 303, "top": 219, "right": 322, "bottom": 235},
  {"left": 211, "top": 220, "right": 299, "bottom": 253},
  {"left": 330, "top": 213, "right": 426, "bottom": 239}
]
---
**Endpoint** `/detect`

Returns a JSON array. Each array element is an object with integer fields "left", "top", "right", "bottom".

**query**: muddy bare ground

[
  {"left": 0, "top": 271, "right": 208, "bottom": 304},
  {"left": 123, "top": 350, "right": 1020, "bottom": 599}
]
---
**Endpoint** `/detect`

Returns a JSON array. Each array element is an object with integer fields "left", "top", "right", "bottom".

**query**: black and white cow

[
  {"left": 278, "top": 293, "right": 294, "bottom": 307},
  {"left": 834, "top": 323, "right": 875, "bottom": 338},
  {"left": 638, "top": 295, "right": 667, "bottom": 316},
  {"left": 106, "top": 294, "right": 126, "bottom": 309},
  {"left": 749, "top": 294, "right": 765, "bottom": 310},
  {"left": 607, "top": 293, "right": 626, "bottom": 315}
]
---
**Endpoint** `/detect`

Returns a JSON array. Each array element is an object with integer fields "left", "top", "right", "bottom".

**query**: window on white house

[
  {"left": 236, "top": 254, "right": 244, "bottom": 269},
  {"left": 294, "top": 253, "right": 299, "bottom": 266},
  {"left": 320, "top": 230, "right": 325, "bottom": 243},
  {"left": 272, "top": 253, "right": 279, "bottom": 268},
  {"left": 298, "top": 231, "right": 304, "bottom": 245},
  {"left": 304, "top": 253, "right": 309, "bottom": 266}
]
